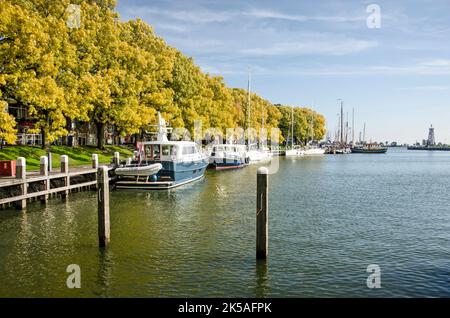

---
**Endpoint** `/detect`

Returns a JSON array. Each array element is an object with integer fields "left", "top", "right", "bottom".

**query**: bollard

[
  {"left": 47, "top": 152, "right": 52, "bottom": 172},
  {"left": 92, "top": 154, "right": 99, "bottom": 169},
  {"left": 126, "top": 157, "right": 132, "bottom": 165},
  {"left": 97, "top": 166, "right": 110, "bottom": 247},
  {"left": 15, "top": 157, "right": 27, "bottom": 210},
  {"left": 113, "top": 152, "right": 120, "bottom": 168},
  {"left": 60, "top": 155, "right": 69, "bottom": 199},
  {"left": 256, "top": 167, "right": 269, "bottom": 259},
  {"left": 40, "top": 156, "right": 49, "bottom": 204}
]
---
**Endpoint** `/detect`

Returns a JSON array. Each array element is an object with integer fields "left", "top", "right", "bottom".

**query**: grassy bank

[{"left": 0, "top": 145, "right": 134, "bottom": 170}]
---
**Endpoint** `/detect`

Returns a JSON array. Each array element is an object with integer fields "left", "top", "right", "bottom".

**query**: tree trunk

[
  {"left": 41, "top": 128, "right": 50, "bottom": 151},
  {"left": 96, "top": 122, "right": 105, "bottom": 150},
  {"left": 41, "top": 113, "right": 51, "bottom": 151}
]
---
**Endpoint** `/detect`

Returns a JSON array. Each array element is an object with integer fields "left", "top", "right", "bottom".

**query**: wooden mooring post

[
  {"left": 97, "top": 166, "right": 110, "bottom": 247},
  {"left": 113, "top": 152, "right": 120, "bottom": 168},
  {"left": 40, "top": 156, "right": 49, "bottom": 204},
  {"left": 60, "top": 155, "right": 69, "bottom": 200},
  {"left": 15, "top": 157, "right": 26, "bottom": 210},
  {"left": 256, "top": 167, "right": 269, "bottom": 259},
  {"left": 47, "top": 152, "right": 52, "bottom": 172},
  {"left": 92, "top": 154, "right": 98, "bottom": 169}
]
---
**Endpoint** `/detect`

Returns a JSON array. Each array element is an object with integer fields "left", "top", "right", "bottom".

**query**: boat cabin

[
  {"left": 140, "top": 141, "right": 202, "bottom": 162},
  {"left": 212, "top": 144, "right": 247, "bottom": 155}
]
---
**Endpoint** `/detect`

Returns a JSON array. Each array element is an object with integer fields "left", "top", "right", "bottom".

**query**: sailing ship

[{"left": 115, "top": 113, "right": 209, "bottom": 189}]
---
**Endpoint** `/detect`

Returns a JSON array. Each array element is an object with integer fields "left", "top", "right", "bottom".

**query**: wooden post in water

[
  {"left": 113, "top": 152, "right": 120, "bottom": 168},
  {"left": 60, "top": 155, "right": 69, "bottom": 200},
  {"left": 40, "top": 156, "right": 49, "bottom": 204},
  {"left": 256, "top": 167, "right": 269, "bottom": 259},
  {"left": 97, "top": 166, "right": 110, "bottom": 247},
  {"left": 92, "top": 154, "right": 98, "bottom": 169},
  {"left": 92, "top": 154, "right": 99, "bottom": 190},
  {"left": 16, "top": 157, "right": 26, "bottom": 210},
  {"left": 47, "top": 152, "right": 52, "bottom": 172}
]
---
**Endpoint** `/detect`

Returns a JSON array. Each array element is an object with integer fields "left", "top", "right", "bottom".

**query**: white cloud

[
  {"left": 121, "top": 6, "right": 368, "bottom": 25},
  {"left": 419, "top": 59, "right": 450, "bottom": 67},
  {"left": 397, "top": 86, "right": 449, "bottom": 91},
  {"left": 153, "top": 23, "right": 189, "bottom": 33},
  {"left": 241, "top": 38, "right": 378, "bottom": 56},
  {"left": 121, "top": 6, "right": 238, "bottom": 24},
  {"left": 245, "top": 9, "right": 365, "bottom": 23}
]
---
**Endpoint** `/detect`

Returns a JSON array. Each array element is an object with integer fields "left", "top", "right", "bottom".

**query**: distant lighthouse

[{"left": 427, "top": 125, "right": 435, "bottom": 146}]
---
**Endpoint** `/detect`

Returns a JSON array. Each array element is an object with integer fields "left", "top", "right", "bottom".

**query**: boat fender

[{"left": 150, "top": 175, "right": 158, "bottom": 182}]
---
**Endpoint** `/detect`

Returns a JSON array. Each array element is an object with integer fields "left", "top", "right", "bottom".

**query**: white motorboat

[
  {"left": 115, "top": 113, "right": 209, "bottom": 189},
  {"left": 303, "top": 147, "right": 325, "bottom": 156},
  {"left": 285, "top": 146, "right": 304, "bottom": 157},
  {"left": 247, "top": 143, "right": 272, "bottom": 164}
]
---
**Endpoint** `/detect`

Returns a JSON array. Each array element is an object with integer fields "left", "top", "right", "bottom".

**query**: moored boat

[
  {"left": 209, "top": 144, "right": 248, "bottom": 170},
  {"left": 285, "top": 146, "right": 304, "bottom": 157},
  {"left": 351, "top": 144, "right": 387, "bottom": 154},
  {"left": 247, "top": 143, "right": 272, "bottom": 164},
  {"left": 303, "top": 146, "right": 325, "bottom": 156},
  {"left": 115, "top": 113, "right": 209, "bottom": 190}
]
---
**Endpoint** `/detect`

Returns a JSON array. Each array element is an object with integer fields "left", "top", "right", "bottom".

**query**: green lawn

[{"left": 0, "top": 145, "right": 134, "bottom": 170}]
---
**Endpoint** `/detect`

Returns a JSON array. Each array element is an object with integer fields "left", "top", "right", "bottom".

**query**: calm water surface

[{"left": 1, "top": 147, "right": 449, "bottom": 297}]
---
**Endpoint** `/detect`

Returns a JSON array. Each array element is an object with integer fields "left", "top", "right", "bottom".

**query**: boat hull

[
  {"left": 209, "top": 159, "right": 246, "bottom": 170},
  {"left": 303, "top": 148, "right": 325, "bottom": 156},
  {"left": 351, "top": 148, "right": 387, "bottom": 154},
  {"left": 116, "top": 159, "right": 209, "bottom": 189}
]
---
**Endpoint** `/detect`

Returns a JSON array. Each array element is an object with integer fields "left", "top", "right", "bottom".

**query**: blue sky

[{"left": 116, "top": 0, "right": 450, "bottom": 144}]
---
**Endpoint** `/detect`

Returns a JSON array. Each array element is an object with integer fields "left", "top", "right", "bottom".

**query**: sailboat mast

[
  {"left": 340, "top": 99, "right": 344, "bottom": 145},
  {"left": 291, "top": 107, "right": 294, "bottom": 148},
  {"left": 247, "top": 72, "right": 251, "bottom": 131},
  {"left": 363, "top": 122, "right": 366, "bottom": 143},
  {"left": 352, "top": 108, "right": 355, "bottom": 147}
]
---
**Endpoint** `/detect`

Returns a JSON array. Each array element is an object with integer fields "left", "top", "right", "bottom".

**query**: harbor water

[{"left": 0, "top": 147, "right": 449, "bottom": 297}]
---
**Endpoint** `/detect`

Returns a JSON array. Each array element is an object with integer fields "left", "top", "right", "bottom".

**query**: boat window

[
  {"left": 145, "top": 145, "right": 152, "bottom": 159},
  {"left": 182, "top": 146, "right": 190, "bottom": 155},
  {"left": 182, "top": 146, "right": 197, "bottom": 155},
  {"left": 162, "top": 145, "right": 174, "bottom": 156},
  {"left": 144, "top": 145, "right": 161, "bottom": 160},
  {"left": 153, "top": 145, "right": 160, "bottom": 159}
]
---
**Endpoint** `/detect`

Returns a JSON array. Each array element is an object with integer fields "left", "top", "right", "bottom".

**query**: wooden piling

[
  {"left": 15, "top": 157, "right": 27, "bottom": 210},
  {"left": 60, "top": 155, "right": 69, "bottom": 200},
  {"left": 256, "top": 167, "right": 269, "bottom": 259},
  {"left": 113, "top": 152, "right": 120, "bottom": 168},
  {"left": 40, "top": 156, "right": 49, "bottom": 204},
  {"left": 47, "top": 152, "right": 52, "bottom": 172},
  {"left": 92, "top": 154, "right": 99, "bottom": 169},
  {"left": 97, "top": 166, "right": 110, "bottom": 247}
]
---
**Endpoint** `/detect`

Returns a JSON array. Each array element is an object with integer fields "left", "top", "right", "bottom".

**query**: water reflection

[
  {"left": 95, "top": 248, "right": 114, "bottom": 297},
  {"left": 255, "top": 260, "right": 269, "bottom": 298}
]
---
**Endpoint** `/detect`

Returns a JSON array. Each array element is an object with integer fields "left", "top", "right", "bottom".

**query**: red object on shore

[{"left": 0, "top": 160, "right": 16, "bottom": 177}]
